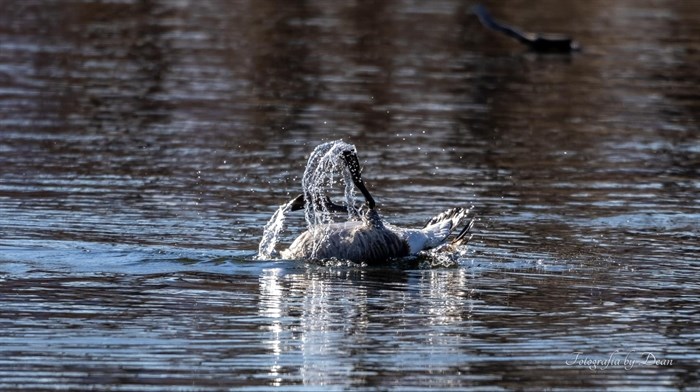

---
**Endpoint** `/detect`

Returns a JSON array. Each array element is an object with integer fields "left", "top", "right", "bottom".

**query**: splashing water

[
  {"left": 256, "top": 198, "right": 295, "bottom": 259},
  {"left": 256, "top": 140, "right": 362, "bottom": 259},
  {"left": 301, "top": 140, "right": 360, "bottom": 227}
]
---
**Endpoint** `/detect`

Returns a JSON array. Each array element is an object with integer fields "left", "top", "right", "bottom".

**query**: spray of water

[
  {"left": 256, "top": 198, "right": 295, "bottom": 259},
  {"left": 301, "top": 140, "right": 360, "bottom": 227},
  {"left": 256, "top": 140, "right": 361, "bottom": 259}
]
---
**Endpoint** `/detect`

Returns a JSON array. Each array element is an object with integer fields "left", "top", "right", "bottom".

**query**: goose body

[
  {"left": 258, "top": 140, "right": 474, "bottom": 263},
  {"left": 281, "top": 207, "right": 471, "bottom": 264}
]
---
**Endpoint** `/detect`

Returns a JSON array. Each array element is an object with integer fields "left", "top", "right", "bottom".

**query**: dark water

[{"left": 1, "top": 0, "right": 699, "bottom": 390}]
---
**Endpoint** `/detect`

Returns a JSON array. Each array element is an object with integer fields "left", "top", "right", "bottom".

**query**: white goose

[{"left": 278, "top": 148, "right": 474, "bottom": 264}]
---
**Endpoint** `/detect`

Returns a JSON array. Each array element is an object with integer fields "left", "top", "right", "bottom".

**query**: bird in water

[{"left": 278, "top": 148, "right": 474, "bottom": 264}]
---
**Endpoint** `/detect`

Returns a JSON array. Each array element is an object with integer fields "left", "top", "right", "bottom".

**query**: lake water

[{"left": 1, "top": 0, "right": 699, "bottom": 390}]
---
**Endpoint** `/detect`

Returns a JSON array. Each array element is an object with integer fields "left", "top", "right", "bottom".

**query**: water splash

[
  {"left": 256, "top": 198, "right": 295, "bottom": 259},
  {"left": 419, "top": 247, "right": 464, "bottom": 269},
  {"left": 257, "top": 140, "right": 361, "bottom": 259},
  {"left": 301, "top": 140, "right": 360, "bottom": 227}
]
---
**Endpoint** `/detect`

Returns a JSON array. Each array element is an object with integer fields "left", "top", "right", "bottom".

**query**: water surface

[{"left": 1, "top": 0, "right": 699, "bottom": 390}]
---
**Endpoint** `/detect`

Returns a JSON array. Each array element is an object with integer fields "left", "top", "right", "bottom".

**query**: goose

[{"left": 279, "top": 149, "right": 474, "bottom": 264}]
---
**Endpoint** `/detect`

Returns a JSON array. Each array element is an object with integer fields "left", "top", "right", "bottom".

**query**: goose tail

[
  {"left": 450, "top": 216, "right": 475, "bottom": 247},
  {"left": 421, "top": 207, "right": 472, "bottom": 248}
]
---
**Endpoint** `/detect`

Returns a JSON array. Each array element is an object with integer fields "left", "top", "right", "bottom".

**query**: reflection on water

[
  {"left": 2, "top": 259, "right": 696, "bottom": 390},
  {"left": 1, "top": 0, "right": 699, "bottom": 390}
]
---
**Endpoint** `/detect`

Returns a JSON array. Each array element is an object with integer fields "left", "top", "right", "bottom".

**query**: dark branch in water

[{"left": 473, "top": 4, "right": 580, "bottom": 53}]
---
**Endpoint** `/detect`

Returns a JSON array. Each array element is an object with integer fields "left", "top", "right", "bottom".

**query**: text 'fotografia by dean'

[{"left": 566, "top": 350, "right": 675, "bottom": 371}]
